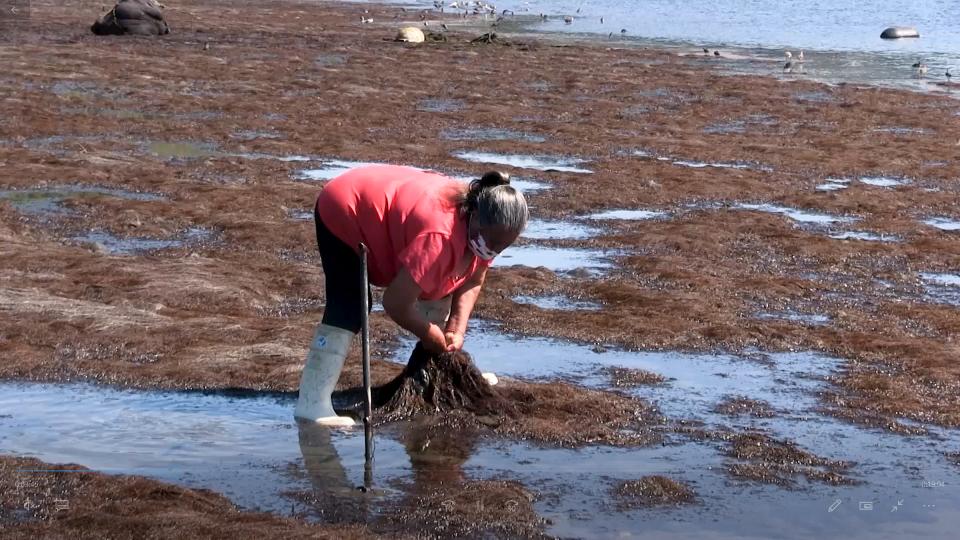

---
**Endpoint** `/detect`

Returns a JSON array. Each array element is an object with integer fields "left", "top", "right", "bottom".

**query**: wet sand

[{"left": 1, "top": 0, "right": 960, "bottom": 537}]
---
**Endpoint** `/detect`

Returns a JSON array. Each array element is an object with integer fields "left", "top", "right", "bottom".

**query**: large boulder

[{"left": 91, "top": 0, "right": 170, "bottom": 36}]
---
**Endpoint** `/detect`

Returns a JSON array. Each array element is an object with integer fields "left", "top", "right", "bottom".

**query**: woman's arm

[
  {"left": 444, "top": 265, "right": 488, "bottom": 350},
  {"left": 383, "top": 267, "right": 449, "bottom": 353}
]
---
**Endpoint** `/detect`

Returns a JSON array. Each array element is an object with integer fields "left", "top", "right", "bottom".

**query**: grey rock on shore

[{"left": 91, "top": 0, "right": 170, "bottom": 36}]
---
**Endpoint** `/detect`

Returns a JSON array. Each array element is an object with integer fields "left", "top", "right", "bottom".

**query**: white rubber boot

[
  {"left": 295, "top": 324, "right": 356, "bottom": 426},
  {"left": 416, "top": 297, "right": 497, "bottom": 386}
]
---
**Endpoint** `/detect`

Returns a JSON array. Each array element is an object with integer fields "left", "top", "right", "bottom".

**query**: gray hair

[{"left": 463, "top": 171, "right": 528, "bottom": 234}]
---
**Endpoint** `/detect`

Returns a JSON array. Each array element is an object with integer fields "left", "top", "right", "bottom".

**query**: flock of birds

[
  {"left": 362, "top": 3, "right": 634, "bottom": 35},
  {"left": 776, "top": 50, "right": 952, "bottom": 81},
  {"left": 911, "top": 60, "right": 954, "bottom": 81},
  {"left": 908, "top": 60, "right": 954, "bottom": 81},
  {"left": 782, "top": 50, "right": 805, "bottom": 73},
  {"left": 363, "top": 3, "right": 958, "bottom": 83}
]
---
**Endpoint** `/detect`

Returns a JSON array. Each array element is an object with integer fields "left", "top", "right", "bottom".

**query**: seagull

[
  {"left": 360, "top": 16, "right": 373, "bottom": 24},
  {"left": 913, "top": 60, "right": 928, "bottom": 78},
  {"left": 947, "top": 68, "right": 953, "bottom": 82},
  {"left": 620, "top": 28, "right": 627, "bottom": 34},
  {"left": 441, "top": 23, "right": 449, "bottom": 31},
  {"left": 783, "top": 51, "right": 794, "bottom": 72},
  {"left": 714, "top": 50, "right": 720, "bottom": 56},
  {"left": 564, "top": 15, "right": 573, "bottom": 24},
  {"left": 797, "top": 50, "right": 805, "bottom": 72},
  {"left": 600, "top": 17, "right": 604, "bottom": 24},
  {"left": 703, "top": 47, "right": 709, "bottom": 55}
]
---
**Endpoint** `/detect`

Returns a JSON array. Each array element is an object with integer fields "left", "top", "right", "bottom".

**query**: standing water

[{"left": 4, "top": 316, "right": 957, "bottom": 538}]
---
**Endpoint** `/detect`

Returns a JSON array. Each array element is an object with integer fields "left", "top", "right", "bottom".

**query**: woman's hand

[
  {"left": 444, "top": 331, "right": 464, "bottom": 352},
  {"left": 421, "top": 323, "right": 449, "bottom": 354}
]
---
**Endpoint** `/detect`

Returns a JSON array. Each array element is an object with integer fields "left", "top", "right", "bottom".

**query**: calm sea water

[
  {"left": 396, "top": 0, "right": 960, "bottom": 90},
  {"left": 486, "top": 0, "right": 960, "bottom": 54}
]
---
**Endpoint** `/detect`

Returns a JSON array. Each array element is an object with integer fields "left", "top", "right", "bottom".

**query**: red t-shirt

[{"left": 316, "top": 165, "right": 491, "bottom": 300}]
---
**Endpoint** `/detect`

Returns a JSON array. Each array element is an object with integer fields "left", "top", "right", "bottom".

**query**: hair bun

[{"left": 479, "top": 171, "right": 510, "bottom": 188}]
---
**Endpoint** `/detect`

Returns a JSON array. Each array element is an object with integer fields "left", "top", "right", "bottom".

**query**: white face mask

[{"left": 469, "top": 234, "right": 498, "bottom": 261}]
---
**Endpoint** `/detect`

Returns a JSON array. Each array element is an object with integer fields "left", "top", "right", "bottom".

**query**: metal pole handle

[{"left": 359, "top": 243, "right": 374, "bottom": 486}]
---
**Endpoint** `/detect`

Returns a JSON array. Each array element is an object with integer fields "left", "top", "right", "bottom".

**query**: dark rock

[{"left": 91, "top": 0, "right": 170, "bottom": 36}]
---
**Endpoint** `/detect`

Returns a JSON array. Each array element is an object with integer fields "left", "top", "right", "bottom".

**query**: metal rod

[{"left": 359, "top": 243, "right": 374, "bottom": 485}]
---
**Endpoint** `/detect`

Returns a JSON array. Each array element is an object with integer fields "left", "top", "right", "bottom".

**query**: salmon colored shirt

[{"left": 315, "top": 164, "right": 491, "bottom": 300}]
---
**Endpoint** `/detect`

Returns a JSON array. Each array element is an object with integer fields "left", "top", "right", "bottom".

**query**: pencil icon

[{"left": 828, "top": 499, "right": 842, "bottom": 512}]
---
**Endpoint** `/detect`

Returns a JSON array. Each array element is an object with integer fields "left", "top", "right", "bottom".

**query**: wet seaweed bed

[
  {"left": 3, "top": 339, "right": 959, "bottom": 538},
  {"left": 4, "top": 322, "right": 960, "bottom": 537},
  {"left": 2, "top": 0, "right": 960, "bottom": 537}
]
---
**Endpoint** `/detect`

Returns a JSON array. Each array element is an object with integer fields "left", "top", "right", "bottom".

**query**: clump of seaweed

[
  {"left": 612, "top": 476, "right": 697, "bottom": 508},
  {"left": 373, "top": 344, "right": 511, "bottom": 421},
  {"left": 723, "top": 432, "right": 857, "bottom": 486},
  {"left": 713, "top": 395, "right": 777, "bottom": 418},
  {"left": 602, "top": 366, "right": 667, "bottom": 387},
  {"left": 364, "top": 345, "right": 662, "bottom": 447}
]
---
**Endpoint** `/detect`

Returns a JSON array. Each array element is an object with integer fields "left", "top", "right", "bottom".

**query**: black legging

[{"left": 314, "top": 208, "right": 371, "bottom": 334}]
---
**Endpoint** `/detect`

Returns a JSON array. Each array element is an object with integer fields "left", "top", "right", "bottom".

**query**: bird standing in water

[
  {"left": 783, "top": 50, "right": 793, "bottom": 73},
  {"left": 913, "top": 60, "right": 929, "bottom": 78}
]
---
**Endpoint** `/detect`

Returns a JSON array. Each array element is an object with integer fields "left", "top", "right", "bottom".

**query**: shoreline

[
  {"left": 386, "top": 0, "right": 960, "bottom": 54},
  {"left": 369, "top": 0, "right": 960, "bottom": 95}
]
